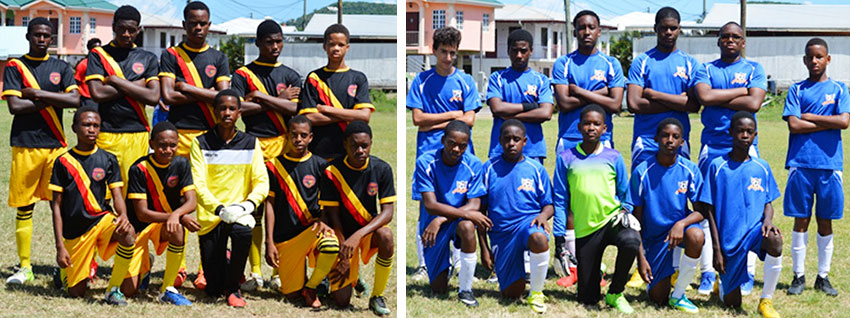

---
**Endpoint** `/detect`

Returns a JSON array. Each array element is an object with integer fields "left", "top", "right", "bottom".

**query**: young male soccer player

[
  {"left": 161, "top": 1, "right": 231, "bottom": 158},
  {"left": 125, "top": 121, "right": 198, "bottom": 305},
  {"left": 700, "top": 111, "right": 783, "bottom": 318},
  {"left": 232, "top": 19, "right": 303, "bottom": 291},
  {"left": 264, "top": 115, "right": 339, "bottom": 308},
  {"left": 49, "top": 106, "right": 135, "bottom": 305},
  {"left": 481, "top": 119, "right": 552, "bottom": 313},
  {"left": 190, "top": 89, "right": 269, "bottom": 307},
  {"left": 690, "top": 22, "right": 767, "bottom": 294},
  {"left": 783, "top": 38, "right": 849, "bottom": 297},
  {"left": 2, "top": 17, "right": 80, "bottom": 284},
  {"left": 550, "top": 9, "right": 625, "bottom": 286},
  {"left": 299, "top": 24, "right": 374, "bottom": 160},
  {"left": 74, "top": 38, "right": 101, "bottom": 108},
  {"left": 629, "top": 118, "right": 704, "bottom": 313},
  {"left": 321, "top": 121, "right": 395, "bottom": 315},
  {"left": 553, "top": 105, "right": 640, "bottom": 314},
  {"left": 413, "top": 120, "right": 487, "bottom": 307},
  {"left": 486, "top": 30, "right": 553, "bottom": 163}
]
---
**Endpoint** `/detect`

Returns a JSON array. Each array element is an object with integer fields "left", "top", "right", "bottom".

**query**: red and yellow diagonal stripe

[
  {"left": 266, "top": 159, "right": 312, "bottom": 226},
  {"left": 90, "top": 47, "right": 150, "bottom": 131},
  {"left": 137, "top": 161, "right": 173, "bottom": 213},
  {"left": 307, "top": 73, "right": 347, "bottom": 132},
  {"left": 235, "top": 66, "right": 287, "bottom": 135},
  {"left": 7, "top": 59, "right": 66, "bottom": 147},
  {"left": 168, "top": 47, "right": 215, "bottom": 128},
  {"left": 324, "top": 165, "right": 371, "bottom": 227},
  {"left": 58, "top": 154, "right": 106, "bottom": 217}
]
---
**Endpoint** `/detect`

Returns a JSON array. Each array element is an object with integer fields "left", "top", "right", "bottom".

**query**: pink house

[
  {"left": 0, "top": 0, "right": 116, "bottom": 57},
  {"left": 405, "top": 0, "right": 501, "bottom": 55}
]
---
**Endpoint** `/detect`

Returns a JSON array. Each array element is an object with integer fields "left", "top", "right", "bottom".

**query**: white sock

[
  {"left": 451, "top": 242, "right": 461, "bottom": 273},
  {"left": 761, "top": 254, "right": 782, "bottom": 299},
  {"left": 458, "top": 252, "right": 477, "bottom": 292},
  {"left": 524, "top": 251, "right": 530, "bottom": 274},
  {"left": 672, "top": 255, "right": 699, "bottom": 299},
  {"left": 565, "top": 229, "right": 576, "bottom": 268},
  {"left": 529, "top": 251, "right": 549, "bottom": 292},
  {"left": 700, "top": 219, "right": 713, "bottom": 272},
  {"left": 672, "top": 247, "right": 683, "bottom": 270},
  {"left": 791, "top": 231, "right": 807, "bottom": 277},
  {"left": 747, "top": 252, "right": 757, "bottom": 276},
  {"left": 817, "top": 233, "right": 834, "bottom": 278},
  {"left": 416, "top": 231, "right": 426, "bottom": 267}
]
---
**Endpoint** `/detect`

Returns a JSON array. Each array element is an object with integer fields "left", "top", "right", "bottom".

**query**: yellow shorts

[
  {"left": 60, "top": 213, "right": 118, "bottom": 290},
  {"left": 176, "top": 129, "right": 206, "bottom": 158},
  {"left": 258, "top": 134, "right": 287, "bottom": 161},
  {"left": 9, "top": 147, "right": 63, "bottom": 207},
  {"left": 97, "top": 131, "right": 150, "bottom": 195},
  {"left": 275, "top": 226, "right": 336, "bottom": 294},
  {"left": 127, "top": 222, "right": 169, "bottom": 278},
  {"left": 330, "top": 232, "right": 377, "bottom": 292}
]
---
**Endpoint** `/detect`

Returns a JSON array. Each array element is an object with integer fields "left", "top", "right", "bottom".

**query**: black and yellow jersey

[
  {"left": 297, "top": 67, "right": 374, "bottom": 159},
  {"left": 319, "top": 155, "right": 395, "bottom": 237},
  {"left": 160, "top": 42, "right": 230, "bottom": 131},
  {"left": 86, "top": 42, "right": 160, "bottom": 133},
  {"left": 266, "top": 152, "right": 325, "bottom": 243},
  {"left": 1, "top": 54, "right": 78, "bottom": 148},
  {"left": 126, "top": 154, "right": 195, "bottom": 232},
  {"left": 232, "top": 60, "right": 302, "bottom": 138},
  {"left": 48, "top": 147, "right": 123, "bottom": 239}
]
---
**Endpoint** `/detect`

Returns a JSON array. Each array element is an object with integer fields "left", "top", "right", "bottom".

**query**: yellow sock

[
  {"left": 370, "top": 255, "right": 393, "bottom": 297},
  {"left": 162, "top": 243, "right": 184, "bottom": 293},
  {"left": 108, "top": 244, "right": 134, "bottom": 291},
  {"left": 179, "top": 231, "right": 188, "bottom": 271},
  {"left": 250, "top": 222, "right": 263, "bottom": 275},
  {"left": 15, "top": 208, "right": 33, "bottom": 268},
  {"left": 272, "top": 268, "right": 278, "bottom": 276},
  {"left": 305, "top": 236, "right": 339, "bottom": 289}
]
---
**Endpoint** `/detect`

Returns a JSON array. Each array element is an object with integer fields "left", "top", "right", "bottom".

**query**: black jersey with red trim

[
  {"left": 48, "top": 147, "right": 123, "bottom": 239},
  {"left": 319, "top": 155, "right": 395, "bottom": 237},
  {"left": 297, "top": 67, "right": 374, "bottom": 159},
  {"left": 85, "top": 42, "right": 160, "bottom": 133},
  {"left": 232, "top": 60, "right": 302, "bottom": 138},
  {"left": 1, "top": 54, "right": 77, "bottom": 148},
  {"left": 160, "top": 42, "right": 230, "bottom": 130},
  {"left": 267, "top": 152, "right": 326, "bottom": 243},
  {"left": 126, "top": 154, "right": 195, "bottom": 232}
]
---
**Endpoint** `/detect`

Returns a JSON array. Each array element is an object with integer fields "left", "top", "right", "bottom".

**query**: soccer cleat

[
  {"left": 193, "top": 270, "right": 206, "bottom": 290},
  {"left": 605, "top": 292, "right": 634, "bottom": 314},
  {"left": 486, "top": 271, "right": 499, "bottom": 284},
  {"left": 316, "top": 278, "right": 330, "bottom": 297},
  {"left": 268, "top": 275, "right": 281, "bottom": 292},
  {"left": 626, "top": 271, "right": 644, "bottom": 288},
  {"left": 6, "top": 266, "right": 33, "bottom": 285},
  {"left": 557, "top": 267, "right": 578, "bottom": 288},
  {"left": 173, "top": 268, "right": 187, "bottom": 288},
  {"left": 526, "top": 291, "right": 546, "bottom": 314},
  {"left": 355, "top": 278, "right": 369, "bottom": 298},
  {"left": 160, "top": 286, "right": 192, "bottom": 306},
  {"left": 814, "top": 275, "right": 838, "bottom": 297},
  {"left": 741, "top": 273, "right": 754, "bottom": 296},
  {"left": 227, "top": 291, "right": 246, "bottom": 308},
  {"left": 553, "top": 238, "right": 574, "bottom": 278},
  {"left": 369, "top": 296, "right": 391, "bottom": 316},
  {"left": 139, "top": 272, "right": 151, "bottom": 291},
  {"left": 411, "top": 265, "right": 428, "bottom": 281},
  {"left": 669, "top": 294, "right": 699, "bottom": 314},
  {"left": 105, "top": 287, "right": 128, "bottom": 306},
  {"left": 698, "top": 272, "right": 716, "bottom": 295},
  {"left": 458, "top": 290, "right": 478, "bottom": 307},
  {"left": 758, "top": 298, "right": 780, "bottom": 318},
  {"left": 53, "top": 268, "right": 62, "bottom": 290},
  {"left": 787, "top": 275, "right": 805, "bottom": 295},
  {"left": 302, "top": 287, "right": 321, "bottom": 308},
  {"left": 241, "top": 272, "right": 264, "bottom": 291}
]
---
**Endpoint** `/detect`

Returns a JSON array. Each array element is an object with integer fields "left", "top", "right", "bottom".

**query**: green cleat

[
  {"left": 526, "top": 291, "right": 547, "bottom": 314},
  {"left": 5, "top": 266, "right": 33, "bottom": 285},
  {"left": 369, "top": 296, "right": 391, "bottom": 316},
  {"left": 605, "top": 292, "right": 634, "bottom": 314},
  {"left": 669, "top": 294, "right": 699, "bottom": 313}
]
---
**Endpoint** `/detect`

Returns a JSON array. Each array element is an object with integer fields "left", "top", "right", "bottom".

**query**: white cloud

[{"left": 109, "top": 0, "right": 180, "bottom": 20}]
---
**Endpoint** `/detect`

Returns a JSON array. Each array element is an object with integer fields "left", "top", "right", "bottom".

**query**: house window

[
  {"left": 21, "top": 17, "right": 28, "bottom": 27},
  {"left": 456, "top": 11, "right": 463, "bottom": 30},
  {"left": 541, "top": 27, "right": 548, "bottom": 46},
  {"left": 432, "top": 10, "right": 445, "bottom": 29},
  {"left": 170, "top": 35, "right": 175, "bottom": 47},
  {"left": 483, "top": 13, "right": 490, "bottom": 31},
  {"left": 160, "top": 32, "right": 166, "bottom": 48},
  {"left": 90, "top": 18, "right": 96, "bottom": 34},
  {"left": 70, "top": 17, "right": 81, "bottom": 34}
]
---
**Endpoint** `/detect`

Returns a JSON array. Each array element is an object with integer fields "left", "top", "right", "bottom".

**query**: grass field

[
  {"left": 405, "top": 102, "right": 850, "bottom": 317},
  {"left": 0, "top": 101, "right": 397, "bottom": 317}
]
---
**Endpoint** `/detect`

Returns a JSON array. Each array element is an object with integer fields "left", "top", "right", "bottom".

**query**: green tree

[
  {"left": 219, "top": 36, "right": 247, "bottom": 73},
  {"left": 609, "top": 31, "right": 641, "bottom": 75}
]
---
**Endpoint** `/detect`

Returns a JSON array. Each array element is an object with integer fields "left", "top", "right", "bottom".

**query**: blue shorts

[
  {"left": 643, "top": 222, "right": 701, "bottom": 291},
  {"left": 423, "top": 218, "right": 461, "bottom": 284},
  {"left": 718, "top": 222, "right": 766, "bottom": 297},
  {"left": 632, "top": 136, "right": 690, "bottom": 171},
  {"left": 556, "top": 137, "right": 613, "bottom": 157},
  {"left": 784, "top": 168, "right": 844, "bottom": 220},
  {"left": 698, "top": 144, "right": 760, "bottom": 177},
  {"left": 489, "top": 215, "right": 548, "bottom": 291}
]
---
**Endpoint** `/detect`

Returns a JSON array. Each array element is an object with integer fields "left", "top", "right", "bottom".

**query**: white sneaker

[
  {"left": 241, "top": 272, "right": 264, "bottom": 291},
  {"left": 6, "top": 266, "right": 33, "bottom": 285},
  {"left": 411, "top": 266, "right": 428, "bottom": 281},
  {"left": 268, "top": 275, "right": 281, "bottom": 292}
]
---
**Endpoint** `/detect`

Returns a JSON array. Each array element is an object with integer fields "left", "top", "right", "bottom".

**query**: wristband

[{"left": 521, "top": 102, "right": 538, "bottom": 112}]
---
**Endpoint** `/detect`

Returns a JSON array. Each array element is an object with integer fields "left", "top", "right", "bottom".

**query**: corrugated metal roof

[
  {"left": 297, "top": 13, "right": 395, "bottom": 38},
  {"left": 699, "top": 3, "right": 850, "bottom": 30}
]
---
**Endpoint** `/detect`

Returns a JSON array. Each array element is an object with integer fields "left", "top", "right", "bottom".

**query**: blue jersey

[
  {"left": 783, "top": 78, "right": 850, "bottom": 170},
  {"left": 486, "top": 68, "right": 554, "bottom": 158},
  {"left": 407, "top": 68, "right": 481, "bottom": 157},
  {"left": 412, "top": 149, "right": 486, "bottom": 233},
  {"left": 626, "top": 156, "right": 702, "bottom": 242},
  {"left": 551, "top": 51, "right": 625, "bottom": 141},
  {"left": 697, "top": 155, "right": 780, "bottom": 253},
  {"left": 691, "top": 58, "right": 767, "bottom": 147},
  {"left": 627, "top": 48, "right": 696, "bottom": 142},
  {"left": 482, "top": 156, "right": 552, "bottom": 232}
]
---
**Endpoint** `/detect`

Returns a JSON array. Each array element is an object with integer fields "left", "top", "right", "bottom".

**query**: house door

[{"left": 406, "top": 12, "right": 418, "bottom": 46}]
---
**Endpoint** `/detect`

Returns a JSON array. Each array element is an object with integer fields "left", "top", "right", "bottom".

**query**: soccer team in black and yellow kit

[{"left": 0, "top": 1, "right": 395, "bottom": 315}]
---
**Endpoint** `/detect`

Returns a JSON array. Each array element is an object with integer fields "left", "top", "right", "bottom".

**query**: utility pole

[
  {"left": 302, "top": 0, "right": 307, "bottom": 30},
  {"left": 338, "top": 0, "right": 343, "bottom": 24},
  {"left": 740, "top": 0, "right": 746, "bottom": 57},
  {"left": 702, "top": 0, "right": 707, "bottom": 20},
  {"left": 564, "top": 0, "right": 570, "bottom": 55}
]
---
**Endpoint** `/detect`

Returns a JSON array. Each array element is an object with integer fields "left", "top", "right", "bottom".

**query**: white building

[{"left": 138, "top": 11, "right": 226, "bottom": 59}]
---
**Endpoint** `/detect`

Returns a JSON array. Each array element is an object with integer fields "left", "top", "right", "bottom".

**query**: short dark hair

[
  {"left": 507, "top": 29, "right": 533, "bottom": 48},
  {"left": 256, "top": 19, "right": 282, "bottom": 41},
  {"left": 183, "top": 1, "right": 209, "bottom": 20},
  {"left": 288, "top": 114, "right": 312, "bottom": 131},
  {"left": 719, "top": 21, "right": 742, "bottom": 35},
  {"left": 150, "top": 121, "right": 178, "bottom": 140},
  {"left": 27, "top": 17, "right": 52, "bottom": 34},
  {"left": 444, "top": 120, "right": 470, "bottom": 137},
  {"left": 73, "top": 105, "right": 99, "bottom": 125},
  {"left": 806, "top": 37, "right": 829, "bottom": 53},
  {"left": 432, "top": 26, "right": 461, "bottom": 51},
  {"left": 344, "top": 120, "right": 372, "bottom": 139},
  {"left": 114, "top": 5, "right": 141, "bottom": 25},
  {"left": 572, "top": 10, "right": 600, "bottom": 27},
  {"left": 655, "top": 6, "right": 680, "bottom": 25},
  {"left": 213, "top": 89, "right": 241, "bottom": 109},
  {"left": 580, "top": 104, "right": 606, "bottom": 121},
  {"left": 731, "top": 110, "right": 757, "bottom": 130},
  {"left": 323, "top": 24, "right": 349, "bottom": 44},
  {"left": 656, "top": 117, "right": 683, "bottom": 136},
  {"left": 500, "top": 118, "right": 526, "bottom": 136},
  {"left": 86, "top": 38, "right": 101, "bottom": 51}
]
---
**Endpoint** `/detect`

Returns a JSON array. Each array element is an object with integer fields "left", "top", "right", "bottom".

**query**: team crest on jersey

[
  {"left": 205, "top": 65, "right": 217, "bottom": 77},
  {"left": 49, "top": 72, "right": 61, "bottom": 85},
  {"left": 589, "top": 69, "right": 606, "bottom": 81},
  {"left": 451, "top": 181, "right": 468, "bottom": 194},
  {"left": 276, "top": 83, "right": 287, "bottom": 95},
  {"left": 747, "top": 177, "right": 764, "bottom": 192},
  {"left": 167, "top": 175, "right": 178, "bottom": 187},
  {"left": 132, "top": 62, "right": 144, "bottom": 75},
  {"left": 673, "top": 66, "right": 689, "bottom": 80},
  {"left": 367, "top": 182, "right": 378, "bottom": 196},
  {"left": 822, "top": 93, "right": 836, "bottom": 106},
  {"left": 347, "top": 84, "right": 358, "bottom": 97},
  {"left": 91, "top": 167, "right": 105, "bottom": 182},
  {"left": 731, "top": 72, "right": 748, "bottom": 85},
  {"left": 302, "top": 175, "right": 316, "bottom": 188},
  {"left": 675, "top": 180, "right": 689, "bottom": 194},
  {"left": 524, "top": 85, "right": 538, "bottom": 97},
  {"left": 517, "top": 178, "right": 535, "bottom": 191},
  {"left": 449, "top": 89, "right": 463, "bottom": 102}
]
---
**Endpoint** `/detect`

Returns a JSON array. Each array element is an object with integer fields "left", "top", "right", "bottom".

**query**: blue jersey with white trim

[
  {"left": 627, "top": 48, "right": 696, "bottom": 142},
  {"left": 783, "top": 78, "right": 850, "bottom": 170},
  {"left": 482, "top": 156, "right": 552, "bottom": 232},
  {"left": 626, "top": 156, "right": 702, "bottom": 242},
  {"left": 551, "top": 50, "right": 624, "bottom": 141},
  {"left": 486, "top": 68, "right": 554, "bottom": 158},
  {"left": 412, "top": 149, "right": 486, "bottom": 233}
]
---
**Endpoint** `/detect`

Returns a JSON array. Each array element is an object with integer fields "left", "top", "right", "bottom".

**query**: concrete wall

[{"left": 245, "top": 42, "right": 396, "bottom": 89}]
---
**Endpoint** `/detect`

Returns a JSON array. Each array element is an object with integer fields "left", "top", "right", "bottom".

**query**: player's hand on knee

[
  {"left": 56, "top": 247, "right": 71, "bottom": 268},
  {"left": 761, "top": 221, "right": 781, "bottom": 238},
  {"left": 463, "top": 211, "right": 492, "bottom": 231},
  {"left": 531, "top": 214, "right": 551, "bottom": 235},
  {"left": 179, "top": 214, "right": 201, "bottom": 232},
  {"left": 265, "top": 242, "right": 279, "bottom": 268},
  {"left": 422, "top": 217, "right": 445, "bottom": 248},
  {"left": 340, "top": 236, "right": 360, "bottom": 261},
  {"left": 665, "top": 221, "right": 685, "bottom": 249},
  {"left": 312, "top": 221, "right": 335, "bottom": 237},
  {"left": 166, "top": 213, "right": 182, "bottom": 236},
  {"left": 114, "top": 215, "right": 132, "bottom": 235}
]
